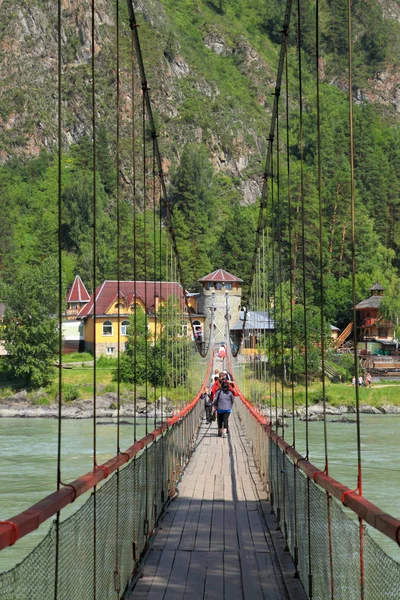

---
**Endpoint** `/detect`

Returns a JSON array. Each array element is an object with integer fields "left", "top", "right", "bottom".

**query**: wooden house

[{"left": 355, "top": 282, "right": 393, "bottom": 343}]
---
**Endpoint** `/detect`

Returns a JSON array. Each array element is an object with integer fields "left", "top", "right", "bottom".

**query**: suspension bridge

[{"left": 1, "top": 0, "right": 400, "bottom": 598}]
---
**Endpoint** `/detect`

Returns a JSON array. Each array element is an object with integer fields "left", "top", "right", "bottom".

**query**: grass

[
  {"left": 61, "top": 352, "right": 94, "bottom": 363},
  {"left": 238, "top": 370, "right": 400, "bottom": 410}
]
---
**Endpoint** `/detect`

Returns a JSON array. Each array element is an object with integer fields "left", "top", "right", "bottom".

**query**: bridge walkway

[{"left": 126, "top": 410, "right": 306, "bottom": 600}]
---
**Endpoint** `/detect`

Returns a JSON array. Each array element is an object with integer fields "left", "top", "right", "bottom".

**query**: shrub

[
  {"left": 97, "top": 355, "right": 118, "bottom": 368},
  {"left": 63, "top": 383, "right": 81, "bottom": 402},
  {"left": 31, "top": 397, "right": 50, "bottom": 405},
  {"left": 104, "top": 382, "right": 117, "bottom": 393}
]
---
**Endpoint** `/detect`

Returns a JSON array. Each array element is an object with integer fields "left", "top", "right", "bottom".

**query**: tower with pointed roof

[
  {"left": 65, "top": 275, "right": 90, "bottom": 320},
  {"left": 197, "top": 269, "right": 243, "bottom": 343}
]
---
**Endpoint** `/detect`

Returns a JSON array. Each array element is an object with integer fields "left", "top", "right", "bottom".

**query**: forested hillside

[{"left": 1, "top": 0, "right": 400, "bottom": 329}]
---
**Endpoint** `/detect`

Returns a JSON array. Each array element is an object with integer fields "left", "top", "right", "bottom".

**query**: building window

[
  {"left": 103, "top": 320, "right": 113, "bottom": 336},
  {"left": 121, "top": 320, "right": 130, "bottom": 336},
  {"left": 106, "top": 346, "right": 115, "bottom": 355},
  {"left": 225, "top": 283, "right": 232, "bottom": 290},
  {"left": 178, "top": 325, "right": 188, "bottom": 337},
  {"left": 114, "top": 303, "right": 124, "bottom": 310}
]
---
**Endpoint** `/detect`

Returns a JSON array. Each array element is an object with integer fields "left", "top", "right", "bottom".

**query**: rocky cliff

[{"left": 0, "top": 0, "right": 399, "bottom": 205}]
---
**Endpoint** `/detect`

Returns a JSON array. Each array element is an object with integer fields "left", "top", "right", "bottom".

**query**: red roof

[
  {"left": 198, "top": 269, "right": 243, "bottom": 283},
  {"left": 66, "top": 275, "right": 90, "bottom": 304},
  {"left": 77, "top": 281, "right": 185, "bottom": 318}
]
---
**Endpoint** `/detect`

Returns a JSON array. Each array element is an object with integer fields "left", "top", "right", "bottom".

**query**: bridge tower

[{"left": 197, "top": 269, "right": 243, "bottom": 344}]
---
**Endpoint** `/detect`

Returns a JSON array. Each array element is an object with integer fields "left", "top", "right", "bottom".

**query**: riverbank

[
  {"left": 0, "top": 390, "right": 183, "bottom": 419},
  {"left": 2, "top": 388, "right": 400, "bottom": 418}
]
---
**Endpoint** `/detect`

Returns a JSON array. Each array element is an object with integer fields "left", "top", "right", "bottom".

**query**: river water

[{"left": 0, "top": 415, "right": 399, "bottom": 573}]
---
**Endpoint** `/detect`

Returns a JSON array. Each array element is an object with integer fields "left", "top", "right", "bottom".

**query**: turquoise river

[{"left": 0, "top": 414, "right": 399, "bottom": 573}]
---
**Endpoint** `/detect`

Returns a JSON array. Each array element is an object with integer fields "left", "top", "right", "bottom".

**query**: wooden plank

[
  {"left": 214, "top": 475, "right": 224, "bottom": 502},
  {"left": 128, "top": 549, "right": 162, "bottom": 597},
  {"left": 153, "top": 498, "right": 185, "bottom": 550},
  {"left": 224, "top": 503, "right": 239, "bottom": 552},
  {"left": 223, "top": 475, "right": 233, "bottom": 502},
  {"left": 163, "top": 550, "right": 191, "bottom": 600},
  {"left": 248, "top": 508, "right": 270, "bottom": 553},
  {"left": 164, "top": 486, "right": 196, "bottom": 550},
  {"left": 183, "top": 551, "right": 207, "bottom": 600},
  {"left": 223, "top": 552, "right": 243, "bottom": 600},
  {"left": 146, "top": 549, "right": 176, "bottom": 600},
  {"left": 235, "top": 504, "right": 254, "bottom": 553},
  {"left": 179, "top": 497, "right": 203, "bottom": 551},
  {"left": 194, "top": 494, "right": 213, "bottom": 551},
  {"left": 240, "top": 550, "right": 264, "bottom": 600},
  {"left": 255, "top": 552, "right": 284, "bottom": 600},
  {"left": 210, "top": 502, "right": 224, "bottom": 551},
  {"left": 204, "top": 551, "right": 224, "bottom": 600}
]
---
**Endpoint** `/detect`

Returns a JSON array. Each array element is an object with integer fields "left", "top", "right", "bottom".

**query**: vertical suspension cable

[
  {"left": 271, "top": 136, "right": 278, "bottom": 433},
  {"left": 315, "top": 2, "right": 335, "bottom": 596},
  {"left": 285, "top": 36, "right": 299, "bottom": 577},
  {"left": 55, "top": 0, "right": 62, "bottom": 595},
  {"left": 131, "top": 12, "right": 138, "bottom": 446},
  {"left": 270, "top": 136, "right": 281, "bottom": 526},
  {"left": 297, "top": 1, "right": 312, "bottom": 594},
  {"left": 152, "top": 135, "right": 158, "bottom": 527},
  {"left": 266, "top": 156, "right": 273, "bottom": 430},
  {"left": 277, "top": 94, "right": 289, "bottom": 545},
  {"left": 262, "top": 197, "right": 268, "bottom": 415},
  {"left": 347, "top": 0, "right": 364, "bottom": 595},
  {"left": 315, "top": 0, "right": 328, "bottom": 475},
  {"left": 159, "top": 178, "right": 165, "bottom": 504},
  {"left": 142, "top": 80, "right": 149, "bottom": 541},
  {"left": 297, "top": 0, "right": 309, "bottom": 459},
  {"left": 91, "top": 0, "right": 98, "bottom": 594},
  {"left": 130, "top": 16, "right": 139, "bottom": 568},
  {"left": 276, "top": 99, "right": 285, "bottom": 441},
  {"left": 153, "top": 137, "right": 158, "bottom": 432},
  {"left": 115, "top": 0, "right": 121, "bottom": 593}
]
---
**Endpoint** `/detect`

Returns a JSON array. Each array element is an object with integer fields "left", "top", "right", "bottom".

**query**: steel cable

[
  {"left": 55, "top": 0, "right": 63, "bottom": 595},
  {"left": 347, "top": 0, "right": 365, "bottom": 595}
]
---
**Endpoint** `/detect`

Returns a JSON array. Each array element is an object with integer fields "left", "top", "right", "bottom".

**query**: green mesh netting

[
  {"left": 0, "top": 398, "right": 203, "bottom": 600},
  {"left": 268, "top": 437, "right": 400, "bottom": 600}
]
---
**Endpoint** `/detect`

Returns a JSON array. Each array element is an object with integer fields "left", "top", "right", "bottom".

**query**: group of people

[
  {"left": 352, "top": 372, "right": 372, "bottom": 387},
  {"left": 200, "top": 368, "right": 237, "bottom": 438}
]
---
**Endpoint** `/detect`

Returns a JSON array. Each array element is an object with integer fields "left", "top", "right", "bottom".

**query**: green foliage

[
  {"left": 63, "top": 383, "right": 81, "bottom": 402},
  {"left": 62, "top": 352, "right": 94, "bottom": 363},
  {"left": 1, "top": 258, "right": 61, "bottom": 388},
  {"left": 117, "top": 310, "right": 151, "bottom": 384}
]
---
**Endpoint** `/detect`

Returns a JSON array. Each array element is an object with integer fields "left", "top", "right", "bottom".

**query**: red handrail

[
  {"left": 0, "top": 356, "right": 213, "bottom": 551},
  {"left": 237, "top": 382, "right": 400, "bottom": 547}
]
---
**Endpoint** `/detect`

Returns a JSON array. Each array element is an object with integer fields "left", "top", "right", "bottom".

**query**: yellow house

[{"left": 77, "top": 280, "right": 205, "bottom": 356}]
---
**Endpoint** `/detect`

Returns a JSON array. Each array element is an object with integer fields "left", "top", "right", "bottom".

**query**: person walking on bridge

[
  {"left": 201, "top": 385, "right": 213, "bottom": 424},
  {"left": 213, "top": 379, "right": 237, "bottom": 438}
]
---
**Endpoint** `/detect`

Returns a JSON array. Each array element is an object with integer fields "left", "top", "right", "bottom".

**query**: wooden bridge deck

[{"left": 126, "top": 411, "right": 306, "bottom": 600}]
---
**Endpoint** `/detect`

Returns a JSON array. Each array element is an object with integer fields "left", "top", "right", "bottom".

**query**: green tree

[
  {"left": 2, "top": 258, "right": 61, "bottom": 387},
  {"left": 170, "top": 144, "right": 215, "bottom": 286},
  {"left": 118, "top": 309, "right": 151, "bottom": 384}
]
